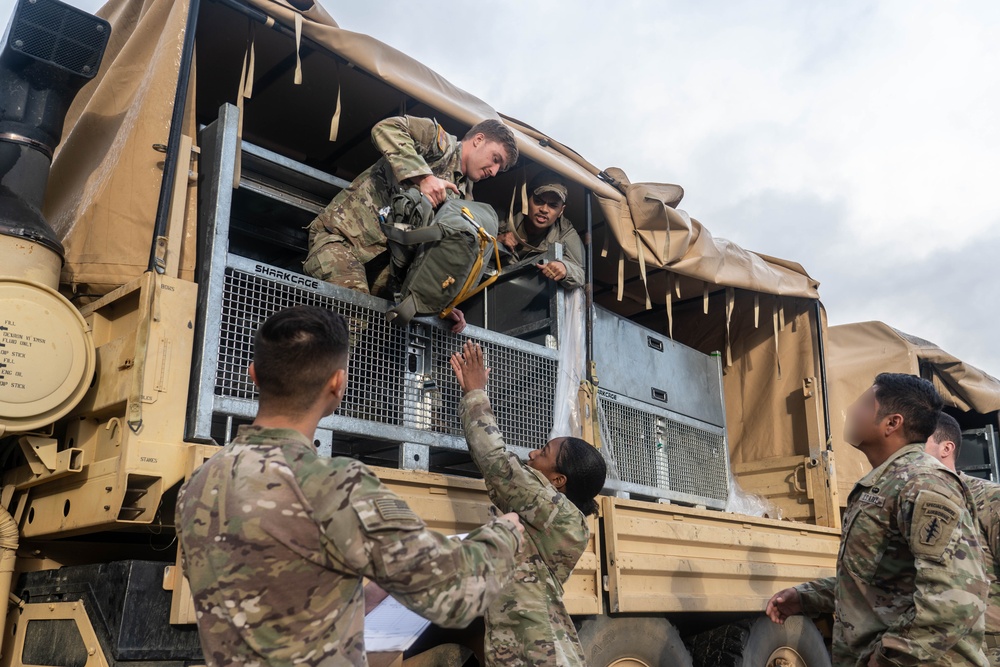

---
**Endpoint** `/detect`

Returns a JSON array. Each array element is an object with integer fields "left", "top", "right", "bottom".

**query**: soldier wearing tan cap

[{"left": 497, "top": 170, "right": 585, "bottom": 289}]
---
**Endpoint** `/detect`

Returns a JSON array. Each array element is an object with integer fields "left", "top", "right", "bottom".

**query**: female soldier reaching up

[{"left": 451, "top": 341, "right": 607, "bottom": 666}]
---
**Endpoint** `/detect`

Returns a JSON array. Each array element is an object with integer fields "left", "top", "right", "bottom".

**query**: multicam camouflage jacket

[
  {"left": 796, "top": 444, "right": 989, "bottom": 667},
  {"left": 965, "top": 473, "right": 1000, "bottom": 665},
  {"left": 460, "top": 389, "right": 590, "bottom": 667},
  {"left": 176, "top": 425, "right": 523, "bottom": 667},
  {"left": 306, "top": 115, "right": 470, "bottom": 265}
]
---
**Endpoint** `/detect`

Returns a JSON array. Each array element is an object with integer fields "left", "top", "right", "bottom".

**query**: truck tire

[
  {"left": 688, "top": 616, "right": 830, "bottom": 667},
  {"left": 577, "top": 615, "right": 694, "bottom": 667}
]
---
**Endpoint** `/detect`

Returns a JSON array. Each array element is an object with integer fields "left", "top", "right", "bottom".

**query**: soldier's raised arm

[
  {"left": 305, "top": 458, "right": 524, "bottom": 629},
  {"left": 871, "top": 477, "right": 988, "bottom": 665},
  {"left": 453, "top": 343, "right": 592, "bottom": 574}
]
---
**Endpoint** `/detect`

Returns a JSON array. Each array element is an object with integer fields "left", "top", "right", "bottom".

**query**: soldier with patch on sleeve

[
  {"left": 176, "top": 306, "right": 525, "bottom": 667},
  {"left": 766, "top": 373, "right": 989, "bottom": 667},
  {"left": 925, "top": 411, "right": 1000, "bottom": 666},
  {"left": 304, "top": 116, "right": 519, "bottom": 333}
]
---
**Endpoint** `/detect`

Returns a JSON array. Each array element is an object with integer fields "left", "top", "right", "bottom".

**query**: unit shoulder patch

[
  {"left": 437, "top": 124, "right": 448, "bottom": 153},
  {"left": 911, "top": 489, "right": 960, "bottom": 561}
]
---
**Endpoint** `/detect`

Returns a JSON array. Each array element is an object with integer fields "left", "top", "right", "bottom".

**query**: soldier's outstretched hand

[
  {"left": 765, "top": 587, "right": 803, "bottom": 624},
  {"left": 447, "top": 308, "right": 467, "bottom": 333},
  {"left": 451, "top": 341, "right": 490, "bottom": 393}
]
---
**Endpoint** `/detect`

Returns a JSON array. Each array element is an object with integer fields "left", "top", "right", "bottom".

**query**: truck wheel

[
  {"left": 577, "top": 615, "right": 693, "bottom": 667},
  {"left": 688, "top": 616, "right": 830, "bottom": 667}
]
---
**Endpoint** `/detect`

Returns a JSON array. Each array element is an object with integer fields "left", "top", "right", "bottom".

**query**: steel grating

[
  {"left": 664, "top": 419, "right": 729, "bottom": 501},
  {"left": 598, "top": 393, "right": 728, "bottom": 503},
  {"left": 215, "top": 267, "right": 556, "bottom": 451},
  {"left": 425, "top": 328, "right": 557, "bottom": 451},
  {"left": 218, "top": 268, "right": 406, "bottom": 424}
]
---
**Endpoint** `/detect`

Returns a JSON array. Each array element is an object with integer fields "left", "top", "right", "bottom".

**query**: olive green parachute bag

[{"left": 378, "top": 188, "right": 502, "bottom": 326}]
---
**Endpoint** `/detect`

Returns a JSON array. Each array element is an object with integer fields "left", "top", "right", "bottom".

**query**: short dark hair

[
  {"left": 464, "top": 119, "right": 518, "bottom": 170},
  {"left": 555, "top": 437, "right": 608, "bottom": 517},
  {"left": 252, "top": 306, "right": 349, "bottom": 412},
  {"left": 933, "top": 412, "right": 963, "bottom": 461},
  {"left": 873, "top": 373, "right": 944, "bottom": 444}
]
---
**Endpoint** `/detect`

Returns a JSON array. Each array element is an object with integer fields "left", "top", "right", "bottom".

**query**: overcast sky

[{"left": 3, "top": 0, "right": 999, "bottom": 377}]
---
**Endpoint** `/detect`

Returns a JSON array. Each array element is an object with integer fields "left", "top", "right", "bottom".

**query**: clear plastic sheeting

[
  {"left": 550, "top": 288, "right": 586, "bottom": 440},
  {"left": 725, "top": 473, "right": 783, "bottom": 519}
]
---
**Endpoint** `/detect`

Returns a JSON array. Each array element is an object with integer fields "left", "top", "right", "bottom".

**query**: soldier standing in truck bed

[
  {"left": 304, "top": 116, "right": 519, "bottom": 332},
  {"left": 176, "top": 306, "right": 525, "bottom": 667}
]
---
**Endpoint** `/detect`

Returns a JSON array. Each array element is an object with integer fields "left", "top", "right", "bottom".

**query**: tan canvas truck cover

[
  {"left": 48, "top": 0, "right": 829, "bottom": 495},
  {"left": 827, "top": 321, "right": 1000, "bottom": 494}
]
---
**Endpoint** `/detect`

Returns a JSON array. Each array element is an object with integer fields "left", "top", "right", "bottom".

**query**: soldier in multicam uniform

[
  {"left": 450, "top": 340, "right": 608, "bottom": 666},
  {"left": 766, "top": 373, "right": 989, "bottom": 667},
  {"left": 925, "top": 412, "right": 1000, "bottom": 666},
  {"left": 176, "top": 306, "right": 526, "bottom": 667},
  {"left": 304, "top": 115, "right": 519, "bottom": 332}
]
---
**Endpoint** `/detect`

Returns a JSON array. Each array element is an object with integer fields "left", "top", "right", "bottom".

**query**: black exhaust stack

[{"left": 0, "top": 0, "right": 110, "bottom": 258}]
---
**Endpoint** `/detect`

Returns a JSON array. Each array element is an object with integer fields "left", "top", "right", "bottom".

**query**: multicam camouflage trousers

[
  {"left": 303, "top": 239, "right": 393, "bottom": 298},
  {"left": 985, "top": 633, "right": 1000, "bottom": 667}
]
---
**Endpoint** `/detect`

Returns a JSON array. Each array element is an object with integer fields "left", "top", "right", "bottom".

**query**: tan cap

[{"left": 528, "top": 170, "right": 568, "bottom": 203}]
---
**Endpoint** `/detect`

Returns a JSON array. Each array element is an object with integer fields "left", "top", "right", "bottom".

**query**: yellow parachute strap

[
  {"left": 754, "top": 292, "right": 760, "bottom": 328},
  {"left": 703, "top": 282, "right": 709, "bottom": 315},
  {"left": 440, "top": 211, "right": 503, "bottom": 317},
  {"left": 461, "top": 230, "right": 504, "bottom": 301}
]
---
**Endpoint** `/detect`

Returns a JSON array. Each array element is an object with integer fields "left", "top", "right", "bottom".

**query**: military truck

[
  {"left": 826, "top": 322, "right": 1000, "bottom": 489},
  {"left": 9, "top": 0, "right": 986, "bottom": 665}
]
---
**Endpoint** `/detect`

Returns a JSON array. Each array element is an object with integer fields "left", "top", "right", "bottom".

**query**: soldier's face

[
  {"left": 527, "top": 438, "right": 564, "bottom": 481},
  {"left": 845, "top": 386, "right": 880, "bottom": 448},
  {"left": 463, "top": 137, "right": 509, "bottom": 182},
  {"left": 526, "top": 194, "right": 566, "bottom": 231}
]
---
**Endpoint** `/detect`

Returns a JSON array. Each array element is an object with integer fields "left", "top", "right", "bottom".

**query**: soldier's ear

[
  {"left": 943, "top": 440, "right": 957, "bottom": 458},
  {"left": 884, "top": 413, "right": 903, "bottom": 437},
  {"left": 550, "top": 472, "right": 567, "bottom": 492},
  {"left": 329, "top": 367, "right": 348, "bottom": 400},
  {"left": 248, "top": 362, "right": 258, "bottom": 387}
]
